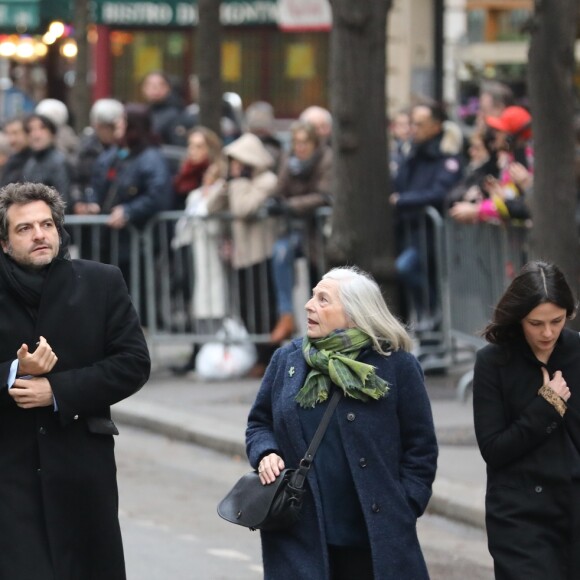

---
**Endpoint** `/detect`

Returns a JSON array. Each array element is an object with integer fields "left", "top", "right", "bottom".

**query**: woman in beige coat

[{"left": 207, "top": 132, "right": 278, "bottom": 375}]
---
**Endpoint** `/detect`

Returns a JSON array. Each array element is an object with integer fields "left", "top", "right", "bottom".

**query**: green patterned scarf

[{"left": 296, "top": 328, "right": 390, "bottom": 408}]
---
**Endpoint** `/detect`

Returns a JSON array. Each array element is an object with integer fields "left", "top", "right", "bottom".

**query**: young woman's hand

[{"left": 542, "top": 368, "right": 571, "bottom": 402}]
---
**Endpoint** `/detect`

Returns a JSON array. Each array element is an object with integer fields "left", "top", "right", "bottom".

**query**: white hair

[
  {"left": 299, "top": 106, "right": 332, "bottom": 133},
  {"left": 35, "top": 99, "right": 69, "bottom": 127},
  {"left": 323, "top": 266, "right": 412, "bottom": 353},
  {"left": 90, "top": 99, "right": 125, "bottom": 126}
]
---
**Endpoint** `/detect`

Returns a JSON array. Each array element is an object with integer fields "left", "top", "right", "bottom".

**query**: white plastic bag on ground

[{"left": 195, "top": 318, "right": 258, "bottom": 380}]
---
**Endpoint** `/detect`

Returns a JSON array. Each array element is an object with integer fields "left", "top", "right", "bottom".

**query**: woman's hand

[
  {"left": 449, "top": 201, "right": 479, "bottom": 224},
  {"left": 542, "top": 368, "right": 571, "bottom": 402},
  {"left": 508, "top": 162, "right": 533, "bottom": 191},
  {"left": 258, "top": 453, "right": 285, "bottom": 485}
]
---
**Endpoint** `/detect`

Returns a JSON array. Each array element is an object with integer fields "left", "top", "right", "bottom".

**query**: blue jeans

[
  {"left": 272, "top": 233, "right": 302, "bottom": 316},
  {"left": 396, "top": 245, "right": 429, "bottom": 319}
]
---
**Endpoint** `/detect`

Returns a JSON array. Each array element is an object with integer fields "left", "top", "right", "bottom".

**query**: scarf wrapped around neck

[{"left": 296, "top": 328, "right": 390, "bottom": 409}]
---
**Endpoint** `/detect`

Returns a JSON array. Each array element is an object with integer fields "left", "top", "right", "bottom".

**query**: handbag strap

[
  {"left": 303, "top": 388, "right": 342, "bottom": 463},
  {"left": 291, "top": 389, "right": 342, "bottom": 488}
]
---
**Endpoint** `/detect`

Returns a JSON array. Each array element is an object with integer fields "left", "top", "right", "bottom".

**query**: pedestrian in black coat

[
  {"left": 0, "top": 182, "right": 150, "bottom": 579},
  {"left": 474, "top": 260, "right": 580, "bottom": 580}
]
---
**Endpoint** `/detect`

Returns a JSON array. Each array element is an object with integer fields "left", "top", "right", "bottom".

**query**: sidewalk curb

[
  {"left": 112, "top": 399, "right": 486, "bottom": 530},
  {"left": 428, "top": 477, "right": 486, "bottom": 530},
  {"left": 112, "top": 400, "right": 246, "bottom": 457}
]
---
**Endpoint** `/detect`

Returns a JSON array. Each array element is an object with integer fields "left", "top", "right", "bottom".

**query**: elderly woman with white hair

[{"left": 245, "top": 266, "right": 438, "bottom": 580}]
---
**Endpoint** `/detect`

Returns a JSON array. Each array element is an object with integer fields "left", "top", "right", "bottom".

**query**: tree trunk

[
  {"left": 326, "top": 1, "right": 396, "bottom": 301},
  {"left": 197, "top": 0, "right": 222, "bottom": 135},
  {"left": 71, "top": 0, "right": 91, "bottom": 132},
  {"left": 528, "top": 0, "right": 580, "bottom": 317}
]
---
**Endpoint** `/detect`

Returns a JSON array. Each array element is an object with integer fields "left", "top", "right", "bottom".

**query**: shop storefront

[
  {"left": 0, "top": 0, "right": 73, "bottom": 119},
  {"left": 0, "top": 0, "right": 330, "bottom": 121},
  {"left": 93, "top": 0, "right": 331, "bottom": 117}
]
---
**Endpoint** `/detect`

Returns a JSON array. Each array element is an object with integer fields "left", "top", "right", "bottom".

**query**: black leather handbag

[{"left": 217, "top": 389, "right": 342, "bottom": 531}]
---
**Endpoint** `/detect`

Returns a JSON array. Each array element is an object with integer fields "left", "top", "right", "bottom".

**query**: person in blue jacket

[
  {"left": 92, "top": 103, "right": 172, "bottom": 321},
  {"left": 246, "top": 265, "right": 438, "bottom": 580},
  {"left": 390, "top": 102, "right": 463, "bottom": 329}
]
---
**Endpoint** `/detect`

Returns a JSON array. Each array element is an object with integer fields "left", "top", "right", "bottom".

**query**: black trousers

[{"left": 328, "top": 545, "right": 374, "bottom": 580}]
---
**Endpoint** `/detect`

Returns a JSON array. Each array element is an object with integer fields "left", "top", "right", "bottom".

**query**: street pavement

[{"left": 112, "top": 349, "right": 487, "bottom": 531}]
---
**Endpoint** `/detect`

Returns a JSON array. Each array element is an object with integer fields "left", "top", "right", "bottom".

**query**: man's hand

[
  {"left": 108, "top": 205, "right": 128, "bottom": 229},
  {"left": 9, "top": 377, "right": 54, "bottom": 409},
  {"left": 17, "top": 336, "right": 58, "bottom": 376},
  {"left": 74, "top": 202, "right": 101, "bottom": 215}
]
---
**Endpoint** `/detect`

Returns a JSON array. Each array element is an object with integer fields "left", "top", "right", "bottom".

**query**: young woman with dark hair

[{"left": 473, "top": 260, "right": 580, "bottom": 580}]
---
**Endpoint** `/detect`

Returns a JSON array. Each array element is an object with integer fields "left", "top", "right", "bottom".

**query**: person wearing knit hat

[
  {"left": 245, "top": 101, "right": 283, "bottom": 171},
  {"left": 206, "top": 132, "right": 278, "bottom": 377},
  {"left": 34, "top": 98, "right": 79, "bottom": 164}
]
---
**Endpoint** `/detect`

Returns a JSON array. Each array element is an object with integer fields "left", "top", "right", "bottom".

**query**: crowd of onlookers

[
  {"left": 0, "top": 74, "right": 543, "bottom": 375},
  {"left": 389, "top": 81, "right": 537, "bottom": 331},
  {"left": 0, "top": 71, "right": 334, "bottom": 377}
]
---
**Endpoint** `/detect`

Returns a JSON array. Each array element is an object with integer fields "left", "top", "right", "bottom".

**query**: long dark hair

[{"left": 483, "top": 261, "right": 577, "bottom": 344}]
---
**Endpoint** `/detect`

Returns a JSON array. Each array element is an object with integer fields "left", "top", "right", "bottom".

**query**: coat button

[
  {"left": 359, "top": 458, "right": 367, "bottom": 468},
  {"left": 371, "top": 503, "right": 380, "bottom": 513},
  {"left": 550, "top": 422, "right": 558, "bottom": 429},
  {"left": 546, "top": 427, "right": 552, "bottom": 433},
  {"left": 346, "top": 412, "right": 356, "bottom": 422},
  {"left": 535, "top": 485, "right": 543, "bottom": 493},
  {"left": 39, "top": 427, "right": 47, "bottom": 435},
  {"left": 73, "top": 415, "right": 79, "bottom": 420}
]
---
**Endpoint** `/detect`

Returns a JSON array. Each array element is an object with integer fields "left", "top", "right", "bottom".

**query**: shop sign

[
  {"left": 278, "top": 0, "right": 331, "bottom": 31},
  {"left": 96, "top": 0, "right": 278, "bottom": 26},
  {"left": 0, "top": 1, "right": 39, "bottom": 30}
]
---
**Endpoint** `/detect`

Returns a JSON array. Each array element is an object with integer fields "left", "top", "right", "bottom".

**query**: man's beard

[{"left": 4, "top": 242, "right": 55, "bottom": 270}]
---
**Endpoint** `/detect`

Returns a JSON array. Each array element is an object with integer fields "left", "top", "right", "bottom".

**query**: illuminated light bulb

[
  {"left": 43, "top": 32, "right": 56, "bottom": 45},
  {"left": 49, "top": 21, "right": 65, "bottom": 38},
  {"left": 34, "top": 42, "right": 48, "bottom": 57},
  {"left": 0, "top": 41, "right": 17, "bottom": 57},
  {"left": 16, "top": 42, "right": 35, "bottom": 59},
  {"left": 61, "top": 40, "right": 77, "bottom": 58}
]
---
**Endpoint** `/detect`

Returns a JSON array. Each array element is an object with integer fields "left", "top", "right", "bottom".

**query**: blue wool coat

[{"left": 246, "top": 339, "right": 438, "bottom": 580}]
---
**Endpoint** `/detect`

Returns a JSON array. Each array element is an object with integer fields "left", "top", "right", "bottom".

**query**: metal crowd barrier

[
  {"left": 64, "top": 209, "right": 530, "bottom": 384},
  {"left": 397, "top": 206, "right": 451, "bottom": 373},
  {"left": 64, "top": 209, "right": 332, "bottom": 361},
  {"left": 64, "top": 215, "right": 142, "bottom": 313},
  {"left": 444, "top": 218, "right": 529, "bottom": 399}
]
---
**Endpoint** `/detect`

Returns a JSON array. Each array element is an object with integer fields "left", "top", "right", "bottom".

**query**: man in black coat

[
  {"left": 141, "top": 71, "right": 185, "bottom": 146},
  {"left": 0, "top": 182, "right": 151, "bottom": 579},
  {"left": 390, "top": 102, "right": 463, "bottom": 328}
]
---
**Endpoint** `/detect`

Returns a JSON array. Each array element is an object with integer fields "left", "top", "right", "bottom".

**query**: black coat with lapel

[
  {"left": 473, "top": 328, "right": 580, "bottom": 579},
  {"left": 0, "top": 254, "right": 150, "bottom": 580}
]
